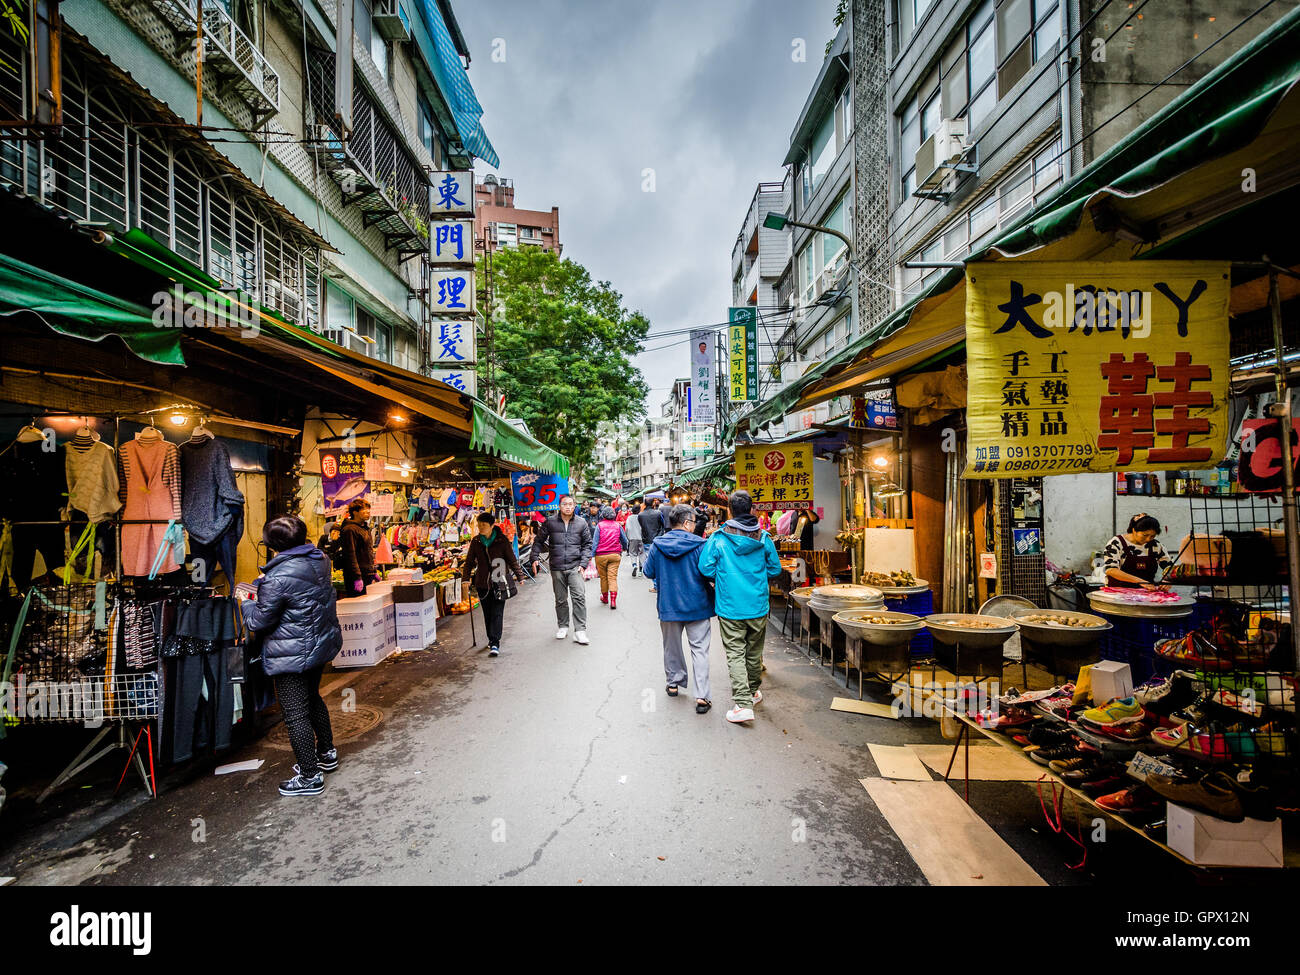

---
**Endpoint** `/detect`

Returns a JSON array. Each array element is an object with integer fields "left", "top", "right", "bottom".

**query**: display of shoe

[
  {"left": 1136, "top": 671, "right": 1198, "bottom": 716},
  {"left": 1079, "top": 697, "right": 1145, "bottom": 728},
  {"left": 1030, "top": 742, "right": 1079, "bottom": 766},
  {"left": 989, "top": 708, "right": 1034, "bottom": 731},
  {"left": 1027, "top": 723, "right": 1075, "bottom": 747},
  {"left": 1169, "top": 693, "right": 1214, "bottom": 727},
  {"left": 1061, "top": 761, "right": 1115, "bottom": 784},
  {"left": 1079, "top": 773, "right": 1126, "bottom": 797},
  {"left": 1150, "top": 722, "right": 1232, "bottom": 762},
  {"left": 1145, "top": 772, "right": 1245, "bottom": 823},
  {"left": 1095, "top": 719, "right": 1155, "bottom": 743},
  {"left": 1095, "top": 785, "right": 1160, "bottom": 816},
  {"left": 1048, "top": 755, "right": 1093, "bottom": 775}
]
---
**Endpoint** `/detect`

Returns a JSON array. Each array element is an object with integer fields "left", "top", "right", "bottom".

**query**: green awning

[
  {"left": 586, "top": 486, "right": 615, "bottom": 498},
  {"left": 678, "top": 453, "right": 734, "bottom": 485},
  {"left": 469, "top": 404, "right": 571, "bottom": 477},
  {"left": 0, "top": 251, "right": 184, "bottom": 365}
]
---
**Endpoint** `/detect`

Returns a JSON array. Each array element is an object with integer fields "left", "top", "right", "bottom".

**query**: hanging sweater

[
  {"left": 65, "top": 440, "right": 122, "bottom": 523},
  {"left": 179, "top": 437, "right": 245, "bottom": 544}
]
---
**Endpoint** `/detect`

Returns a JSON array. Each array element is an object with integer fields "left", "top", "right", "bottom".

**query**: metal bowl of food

[
  {"left": 790, "top": 586, "right": 817, "bottom": 609},
  {"left": 923, "top": 614, "right": 1020, "bottom": 650},
  {"left": 809, "top": 584, "right": 885, "bottom": 624},
  {"left": 833, "top": 610, "right": 925, "bottom": 647},
  {"left": 1011, "top": 610, "right": 1113, "bottom": 648}
]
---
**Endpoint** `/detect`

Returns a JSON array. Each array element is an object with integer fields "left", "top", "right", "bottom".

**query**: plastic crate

[
  {"left": 1097, "top": 613, "right": 1197, "bottom": 684},
  {"left": 884, "top": 589, "right": 934, "bottom": 658}
]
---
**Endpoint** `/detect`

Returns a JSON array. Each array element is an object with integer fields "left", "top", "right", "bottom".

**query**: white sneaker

[
  {"left": 726, "top": 706, "right": 755, "bottom": 723},
  {"left": 752, "top": 690, "right": 763, "bottom": 705},
  {"left": 555, "top": 627, "right": 568, "bottom": 640},
  {"left": 574, "top": 631, "right": 590, "bottom": 645}
]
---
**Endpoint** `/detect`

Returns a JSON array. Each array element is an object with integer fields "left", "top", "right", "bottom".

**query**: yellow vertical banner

[
  {"left": 735, "top": 444, "right": 813, "bottom": 511},
  {"left": 964, "top": 261, "right": 1231, "bottom": 478}
]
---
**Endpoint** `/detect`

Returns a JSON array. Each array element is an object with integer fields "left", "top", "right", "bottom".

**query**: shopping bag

[{"left": 582, "top": 559, "right": 598, "bottom": 580}]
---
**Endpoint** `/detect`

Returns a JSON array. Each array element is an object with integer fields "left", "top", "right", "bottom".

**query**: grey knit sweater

[{"left": 179, "top": 437, "right": 245, "bottom": 544}]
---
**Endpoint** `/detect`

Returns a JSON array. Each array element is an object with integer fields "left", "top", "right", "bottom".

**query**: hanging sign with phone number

[{"left": 509, "top": 471, "right": 570, "bottom": 512}]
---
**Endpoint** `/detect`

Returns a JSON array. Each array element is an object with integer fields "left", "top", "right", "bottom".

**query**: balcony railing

[{"left": 148, "top": 0, "right": 280, "bottom": 124}]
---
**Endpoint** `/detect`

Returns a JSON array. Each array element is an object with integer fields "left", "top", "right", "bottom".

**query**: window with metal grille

[
  {"left": 171, "top": 152, "right": 205, "bottom": 267},
  {"left": 136, "top": 137, "right": 171, "bottom": 247}
]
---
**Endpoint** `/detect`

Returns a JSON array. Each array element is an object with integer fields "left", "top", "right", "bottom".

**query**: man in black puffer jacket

[
  {"left": 533, "top": 494, "right": 593, "bottom": 645},
  {"left": 242, "top": 514, "right": 343, "bottom": 797}
]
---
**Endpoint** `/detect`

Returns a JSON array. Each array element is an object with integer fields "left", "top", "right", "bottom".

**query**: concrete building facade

[{"left": 474, "top": 175, "right": 561, "bottom": 255}]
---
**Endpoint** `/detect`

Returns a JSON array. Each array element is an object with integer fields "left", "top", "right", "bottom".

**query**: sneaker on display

[
  {"left": 1094, "top": 785, "right": 1159, "bottom": 816},
  {"left": 1078, "top": 697, "right": 1145, "bottom": 728},
  {"left": 1145, "top": 771, "right": 1245, "bottom": 823},
  {"left": 726, "top": 706, "right": 755, "bottom": 723},
  {"left": 574, "top": 631, "right": 590, "bottom": 645},
  {"left": 279, "top": 772, "right": 325, "bottom": 797},
  {"left": 555, "top": 627, "right": 568, "bottom": 640},
  {"left": 1030, "top": 742, "right": 1079, "bottom": 766}
]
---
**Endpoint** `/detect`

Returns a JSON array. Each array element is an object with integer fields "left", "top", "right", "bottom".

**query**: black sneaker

[
  {"left": 489, "top": 646, "right": 500, "bottom": 657},
  {"left": 1030, "top": 742, "right": 1079, "bottom": 766},
  {"left": 317, "top": 748, "right": 339, "bottom": 773},
  {"left": 1027, "top": 723, "right": 1074, "bottom": 747},
  {"left": 279, "top": 771, "right": 325, "bottom": 797}
]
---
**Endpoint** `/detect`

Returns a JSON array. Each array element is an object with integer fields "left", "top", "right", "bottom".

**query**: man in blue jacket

[
  {"left": 643, "top": 504, "right": 714, "bottom": 714},
  {"left": 698, "top": 490, "right": 783, "bottom": 724}
]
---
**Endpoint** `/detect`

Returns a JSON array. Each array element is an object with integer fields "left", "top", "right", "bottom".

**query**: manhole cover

[{"left": 266, "top": 703, "right": 384, "bottom": 748}]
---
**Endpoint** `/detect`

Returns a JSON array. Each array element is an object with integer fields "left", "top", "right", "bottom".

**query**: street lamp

[{"left": 763, "top": 211, "right": 860, "bottom": 356}]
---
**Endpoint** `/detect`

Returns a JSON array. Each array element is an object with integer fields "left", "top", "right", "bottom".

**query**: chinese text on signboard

[
  {"left": 690, "top": 329, "right": 716, "bottom": 423},
  {"left": 964, "top": 262, "right": 1230, "bottom": 478},
  {"left": 728, "top": 307, "right": 758, "bottom": 403},
  {"left": 735, "top": 444, "right": 813, "bottom": 511}
]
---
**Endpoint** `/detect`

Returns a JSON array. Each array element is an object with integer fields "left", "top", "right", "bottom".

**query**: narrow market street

[{"left": 1, "top": 562, "right": 1198, "bottom": 887}]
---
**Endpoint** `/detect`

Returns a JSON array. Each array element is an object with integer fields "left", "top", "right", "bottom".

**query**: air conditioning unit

[
  {"left": 373, "top": 0, "right": 412, "bottom": 42},
  {"left": 915, "top": 117, "right": 970, "bottom": 194},
  {"left": 540, "top": 227, "right": 553, "bottom": 234}
]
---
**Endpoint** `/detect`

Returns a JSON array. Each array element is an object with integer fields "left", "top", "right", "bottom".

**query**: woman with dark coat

[
  {"left": 463, "top": 511, "right": 527, "bottom": 657},
  {"left": 337, "top": 498, "right": 376, "bottom": 596},
  {"left": 241, "top": 514, "right": 343, "bottom": 797}
]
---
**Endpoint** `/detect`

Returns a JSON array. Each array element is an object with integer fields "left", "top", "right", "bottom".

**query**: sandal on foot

[
  {"left": 666, "top": 685, "right": 679, "bottom": 697},
  {"left": 696, "top": 700, "right": 711, "bottom": 714}
]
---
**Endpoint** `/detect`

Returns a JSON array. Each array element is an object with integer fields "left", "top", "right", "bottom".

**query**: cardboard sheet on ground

[
  {"left": 830, "top": 697, "right": 897, "bottom": 719},
  {"left": 866, "top": 744, "right": 932, "bottom": 780},
  {"left": 907, "top": 743, "right": 1042, "bottom": 781},
  {"left": 862, "top": 779, "right": 1046, "bottom": 886}
]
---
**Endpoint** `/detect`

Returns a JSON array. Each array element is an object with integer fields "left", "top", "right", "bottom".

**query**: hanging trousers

[
  {"left": 189, "top": 523, "right": 240, "bottom": 590},
  {"left": 168, "top": 599, "right": 235, "bottom": 763},
  {"left": 273, "top": 665, "right": 333, "bottom": 777}
]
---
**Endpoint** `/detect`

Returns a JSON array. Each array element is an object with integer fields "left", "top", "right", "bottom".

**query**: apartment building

[
  {"left": 0, "top": 0, "right": 494, "bottom": 377},
  {"left": 881, "top": 0, "right": 1298, "bottom": 302},
  {"left": 777, "top": 20, "right": 857, "bottom": 371},
  {"left": 474, "top": 175, "right": 562, "bottom": 255}
]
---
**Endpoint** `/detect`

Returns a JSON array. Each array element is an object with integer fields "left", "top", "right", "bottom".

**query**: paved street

[{"left": 0, "top": 559, "right": 1208, "bottom": 887}]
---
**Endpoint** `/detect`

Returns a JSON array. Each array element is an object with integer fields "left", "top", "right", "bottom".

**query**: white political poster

[{"left": 690, "top": 329, "right": 716, "bottom": 424}]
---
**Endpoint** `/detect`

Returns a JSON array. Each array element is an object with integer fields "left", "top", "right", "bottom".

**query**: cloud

[{"left": 459, "top": 0, "right": 842, "bottom": 413}]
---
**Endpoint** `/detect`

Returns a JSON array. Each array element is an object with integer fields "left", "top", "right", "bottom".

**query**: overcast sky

[{"left": 458, "top": 0, "right": 843, "bottom": 418}]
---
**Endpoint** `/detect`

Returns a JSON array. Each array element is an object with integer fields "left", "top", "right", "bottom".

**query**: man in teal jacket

[{"left": 698, "top": 490, "right": 783, "bottom": 724}]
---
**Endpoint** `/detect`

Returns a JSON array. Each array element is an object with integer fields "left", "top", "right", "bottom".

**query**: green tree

[{"left": 477, "top": 247, "right": 650, "bottom": 472}]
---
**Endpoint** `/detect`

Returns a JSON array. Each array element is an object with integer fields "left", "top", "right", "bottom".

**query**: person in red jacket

[{"left": 590, "top": 505, "right": 629, "bottom": 609}]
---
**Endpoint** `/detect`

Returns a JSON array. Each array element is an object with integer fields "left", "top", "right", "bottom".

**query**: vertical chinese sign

[
  {"left": 728, "top": 306, "right": 759, "bottom": 403},
  {"left": 430, "top": 172, "right": 477, "bottom": 397},
  {"left": 690, "top": 329, "right": 716, "bottom": 424},
  {"left": 734, "top": 444, "right": 813, "bottom": 511},
  {"left": 964, "top": 262, "right": 1230, "bottom": 478}
]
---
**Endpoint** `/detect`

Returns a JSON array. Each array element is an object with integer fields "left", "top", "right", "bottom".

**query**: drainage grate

[{"left": 265, "top": 704, "right": 384, "bottom": 748}]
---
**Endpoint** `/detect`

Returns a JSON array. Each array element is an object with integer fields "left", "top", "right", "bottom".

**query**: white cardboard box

[
  {"left": 335, "top": 594, "right": 393, "bottom": 668},
  {"left": 1165, "top": 802, "right": 1283, "bottom": 868},
  {"left": 395, "top": 599, "right": 438, "bottom": 651},
  {"left": 1090, "top": 660, "right": 1133, "bottom": 705}
]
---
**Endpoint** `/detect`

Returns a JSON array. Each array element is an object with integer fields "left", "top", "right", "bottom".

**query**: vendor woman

[{"left": 1102, "top": 513, "right": 1175, "bottom": 588}]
